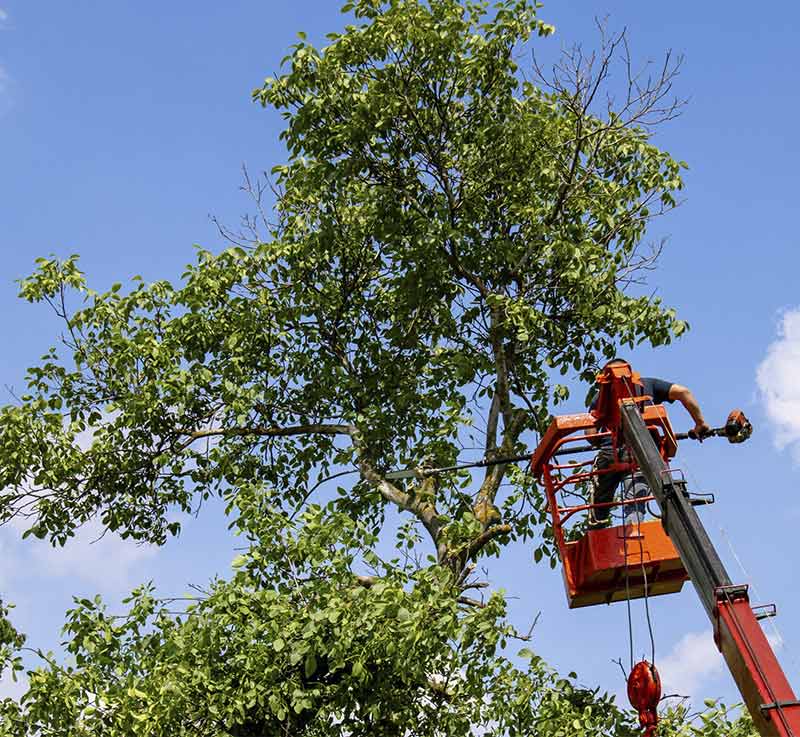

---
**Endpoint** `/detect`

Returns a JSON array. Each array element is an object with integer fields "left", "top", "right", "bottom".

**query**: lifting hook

[{"left": 628, "top": 660, "right": 661, "bottom": 737}]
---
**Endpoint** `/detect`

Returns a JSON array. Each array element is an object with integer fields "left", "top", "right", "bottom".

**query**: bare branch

[
  {"left": 177, "top": 423, "right": 353, "bottom": 444},
  {"left": 464, "top": 523, "right": 512, "bottom": 561},
  {"left": 354, "top": 574, "right": 378, "bottom": 588},
  {"left": 457, "top": 596, "right": 486, "bottom": 608},
  {"left": 352, "top": 429, "right": 448, "bottom": 562}
]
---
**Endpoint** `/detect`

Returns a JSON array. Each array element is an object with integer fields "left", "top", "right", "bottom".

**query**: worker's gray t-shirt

[
  {"left": 589, "top": 377, "right": 674, "bottom": 412},
  {"left": 589, "top": 377, "right": 674, "bottom": 448}
]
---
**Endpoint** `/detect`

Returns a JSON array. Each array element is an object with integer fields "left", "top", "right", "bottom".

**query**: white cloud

[
  {"left": 657, "top": 629, "right": 724, "bottom": 702},
  {"left": 0, "top": 673, "right": 27, "bottom": 702},
  {"left": 0, "top": 412, "right": 159, "bottom": 590},
  {"left": 0, "top": 534, "right": 21, "bottom": 590},
  {"left": 27, "top": 518, "right": 159, "bottom": 589},
  {"left": 656, "top": 627, "right": 786, "bottom": 709},
  {"left": 0, "top": 8, "right": 10, "bottom": 109},
  {"left": 766, "top": 629, "right": 785, "bottom": 652},
  {"left": 0, "top": 65, "right": 11, "bottom": 114},
  {"left": 1, "top": 516, "right": 158, "bottom": 591},
  {"left": 756, "top": 308, "right": 800, "bottom": 462}
]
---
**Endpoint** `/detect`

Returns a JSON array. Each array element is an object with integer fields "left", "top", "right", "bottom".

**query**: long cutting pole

[
  {"left": 384, "top": 423, "right": 731, "bottom": 481},
  {"left": 383, "top": 445, "right": 596, "bottom": 480}
]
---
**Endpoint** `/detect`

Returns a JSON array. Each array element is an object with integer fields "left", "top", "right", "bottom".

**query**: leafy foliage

[
  {"left": 0, "top": 0, "right": 685, "bottom": 558},
  {"left": 0, "top": 507, "right": 646, "bottom": 736},
  {"left": 0, "top": 0, "right": 757, "bottom": 735},
  {"left": 0, "top": 506, "right": 756, "bottom": 735}
]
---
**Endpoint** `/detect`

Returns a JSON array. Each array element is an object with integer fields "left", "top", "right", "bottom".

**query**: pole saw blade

[{"left": 384, "top": 468, "right": 421, "bottom": 480}]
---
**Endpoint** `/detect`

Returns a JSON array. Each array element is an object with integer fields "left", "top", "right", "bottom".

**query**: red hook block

[{"left": 628, "top": 660, "right": 661, "bottom": 737}]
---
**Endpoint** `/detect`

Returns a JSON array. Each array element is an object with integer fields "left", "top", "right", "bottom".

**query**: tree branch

[
  {"left": 352, "top": 429, "right": 448, "bottom": 563},
  {"left": 178, "top": 423, "right": 353, "bottom": 443},
  {"left": 466, "top": 523, "right": 512, "bottom": 559}
]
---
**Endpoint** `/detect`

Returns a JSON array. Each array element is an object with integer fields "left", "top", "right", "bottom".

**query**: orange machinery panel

[{"left": 562, "top": 520, "right": 688, "bottom": 608}]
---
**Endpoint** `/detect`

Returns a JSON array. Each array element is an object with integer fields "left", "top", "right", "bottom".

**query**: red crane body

[{"left": 530, "top": 362, "right": 800, "bottom": 737}]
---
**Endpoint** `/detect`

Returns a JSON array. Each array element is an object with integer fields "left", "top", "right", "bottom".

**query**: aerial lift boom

[
  {"left": 621, "top": 401, "right": 800, "bottom": 737},
  {"left": 528, "top": 362, "right": 799, "bottom": 737},
  {"left": 390, "top": 361, "right": 797, "bottom": 735}
]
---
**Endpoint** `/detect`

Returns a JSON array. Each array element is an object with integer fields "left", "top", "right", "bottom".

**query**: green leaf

[
  {"left": 305, "top": 652, "right": 317, "bottom": 678},
  {"left": 0, "top": 2, "right": 701, "bottom": 734}
]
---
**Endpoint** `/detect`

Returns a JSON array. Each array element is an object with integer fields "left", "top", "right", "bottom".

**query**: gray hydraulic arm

[{"left": 620, "top": 401, "right": 800, "bottom": 737}]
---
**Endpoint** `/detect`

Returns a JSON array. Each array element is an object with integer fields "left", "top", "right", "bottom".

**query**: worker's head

[
  {"left": 595, "top": 357, "right": 635, "bottom": 386},
  {"left": 602, "top": 357, "right": 628, "bottom": 371},
  {"left": 586, "top": 358, "right": 629, "bottom": 405}
]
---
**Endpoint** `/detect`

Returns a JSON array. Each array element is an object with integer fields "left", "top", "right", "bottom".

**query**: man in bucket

[{"left": 587, "top": 359, "right": 710, "bottom": 530}]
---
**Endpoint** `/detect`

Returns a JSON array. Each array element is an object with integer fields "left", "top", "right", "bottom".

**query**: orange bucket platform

[{"left": 562, "top": 520, "right": 688, "bottom": 608}]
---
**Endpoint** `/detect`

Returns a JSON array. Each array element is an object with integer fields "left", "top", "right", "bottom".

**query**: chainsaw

[{"left": 677, "top": 408, "right": 752, "bottom": 444}]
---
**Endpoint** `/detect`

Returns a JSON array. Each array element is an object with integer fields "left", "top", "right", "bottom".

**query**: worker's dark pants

[{"left": 589, "top": 448, "right": 648, "bottom": 524}]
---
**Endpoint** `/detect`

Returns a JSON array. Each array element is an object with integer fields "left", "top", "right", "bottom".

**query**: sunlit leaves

[
  {"left": 0, "top": 509, "right": 659, "bottom": 736},
  {"left": 0, "top": 1, "right": 751, "bottom": 734}
]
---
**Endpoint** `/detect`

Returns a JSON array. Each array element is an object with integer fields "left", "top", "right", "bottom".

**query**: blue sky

[{"left": 1, "top": 0, "right": 799, "bottom": 713}]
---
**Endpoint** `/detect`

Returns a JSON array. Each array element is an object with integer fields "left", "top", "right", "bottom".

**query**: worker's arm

[{"left": 668, "top": 384, "right": 711, "bottom": 438}]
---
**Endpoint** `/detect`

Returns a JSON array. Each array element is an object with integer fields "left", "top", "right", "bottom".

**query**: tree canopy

[{"left": 0, "top": 0, "right": 756, "bottom": 734}]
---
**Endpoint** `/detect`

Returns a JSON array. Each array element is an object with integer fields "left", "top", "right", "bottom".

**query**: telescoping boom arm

[{"left": 620, "top": 401, "right": 800, "bottom": 737}]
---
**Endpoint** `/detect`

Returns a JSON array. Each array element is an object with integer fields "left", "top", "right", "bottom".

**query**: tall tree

[{"left": 0, "top": 0, "right": 755, "bottom": 734}]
